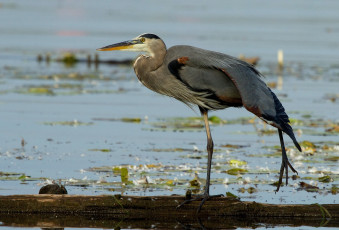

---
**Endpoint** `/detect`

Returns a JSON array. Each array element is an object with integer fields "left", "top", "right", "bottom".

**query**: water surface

[{"left": 0, "top": 0, "right": 338, "bottom": 229}]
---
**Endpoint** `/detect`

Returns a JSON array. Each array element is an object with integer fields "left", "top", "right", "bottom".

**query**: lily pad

[
  {"left": 225, "top": 168, "right": 248, "bottom": 175},
  {"left": 300, "top": 140, "right": 316, "bottom": 148},
  {"left": 120, "top": 168, "right": 129, "bottom": 184},
  {"left": 318, "top": 175, "right": 332, "bottom": 183},
  {"left": 229, "top": 159, "right": 247, "bottom": 166},
  {"left": 208, "top": 115, "right": 226, "bottom": 124}
]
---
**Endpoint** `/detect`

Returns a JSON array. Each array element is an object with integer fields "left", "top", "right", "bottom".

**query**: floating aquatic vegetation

[
  {"left": 225, "top": 168, "right": 248, "bottom": 176},
  {"left": 318, "top": 175, "right": 333, "bottom": 183},
  {"left": 323, "top": 93, "right": 339, "bottom": 103},
  {"left": 121, "top": 117, "right": 142, "bottom": 123},
  {"left": 0, "top": 172, "right": 22, "bottom": 177},
  {"left": 300, "top": 140, "right": 316, "bottom": 148},
  {"left": 248, "top": 151, "right": 281, "bottom": 158},
  {"left": 0, "top": 172, "right": 46, "bottom": 182},
  {"left": 14, "top": 83, "right": 129, "bottom": 96},
  {"left": 225, "top": 117, "right": 256, "bottom": 125},
  {"left": 208, "top": 115, "right": 226, "bottom": 124},
  {"left": 92, "top": 117, "right": 142, "bottom": 123},
  {"left": 147, "top": 116, "right": 254, "bottom": 132},
  {"left": 42, "top": 120, "right": 93, "bottom": 126},
  {"left": 189, "top": 174, "right": 201, "bottom": 187},
  {"left": 257, "top": 129, "right": 277, "bottom": 136},
  {"left": 288, "top": 115, "right": 339, "bottom": 136},
  {"left": 27, "top": 147, "right": 337, "bottom": 196},
  {"left": 226, "top": 192, "right": 239, "bottom": 199},
  {"left": 325, "top": 124, "right": 339, "bottom": 133},
  {"left": 220, "top": 144, "right": 248, "bottom": 149},
  {"left": 149, "top": 117, "right": 204, "bottom": 131},
  {"left": 271, "top": 181, "right": 284, "bottom": 187},
  {"left": 238, "top": 186, "right": 258, "bottom": 194},
  {"left": 88, "top": 148, "right": 112, "bottom": 152},
  {"left": 17, "top": 86, "right": 54, "bottom": 95},
  {"left": 149, "top": 147, "right": 196, "bottom": 153},
  {"left": 300, "top": 140, "right": 317, "bottom": 155},
  {"left": 229, "top": 159, "right": 247, "bottom": 166},
  {"left": 325, "top": 156, "right": 339, "bottom": 161},
  {"left": 39, "top": 72, "right": 107, "bottom": 81},
  {"left": 58, "top": 52, "right": 78, "bottom": 67},
  {"left": 298, "top": 181, "right": 319, "bottom": 192},
  {"left": 331, "top": 185, "right": 338, "bottom": 195},
  {"left": 120, "top": 167, "right": 131, "bottom": 184}
]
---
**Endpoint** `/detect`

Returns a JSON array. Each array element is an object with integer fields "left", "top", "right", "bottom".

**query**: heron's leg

[
  {"left": 202, "top": 109, "right": 213, "bottom": 195},
  {"left": 176, "top": 108, "right": 222, "bottom": 212},
  {"left": 194, "top": 109, "right": 214, "bottom": 211},
  {"left": 276, "top": 129, "right": 298, "bottom": 192}
]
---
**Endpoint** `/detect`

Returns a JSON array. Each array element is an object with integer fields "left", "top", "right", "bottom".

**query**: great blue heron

[{"left": 97, "top": 33, "right": 302, "bottom": 211}]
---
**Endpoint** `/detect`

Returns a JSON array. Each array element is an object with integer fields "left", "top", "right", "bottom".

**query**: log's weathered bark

[{"left": 0, "top": 195, "right": 338, "bottom": 228}]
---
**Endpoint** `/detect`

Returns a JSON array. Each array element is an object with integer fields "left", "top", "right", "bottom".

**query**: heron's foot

[
  {"left": 276, "top": 156, "right": 298, "bottom": 192},
  {"left": 176, "top": 193, "right": 224, "bottom": 213}
]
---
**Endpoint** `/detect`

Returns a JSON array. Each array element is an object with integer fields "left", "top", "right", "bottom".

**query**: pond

[{"left": 0, "top": 0, "right": 338, "bottom": 229}]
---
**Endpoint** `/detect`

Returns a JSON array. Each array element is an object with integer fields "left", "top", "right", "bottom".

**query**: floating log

[{"left": 0, "top": 195, "right": 338, "bottom": 228}]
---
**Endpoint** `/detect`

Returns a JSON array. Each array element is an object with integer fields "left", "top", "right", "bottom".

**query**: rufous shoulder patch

[
  {"left": 246, "top": 105, "right": 262, "bottom": 118},
  {"left": 177, "top": 56, "right": 189, "bottom": 65}
]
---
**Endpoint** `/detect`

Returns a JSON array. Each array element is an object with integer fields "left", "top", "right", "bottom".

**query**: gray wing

[
  {"left": 166, "top": 45, "right": 301, "bottom": 150},
  {"left": 166, "top": 45, "right": 276, "bottom": 118}
]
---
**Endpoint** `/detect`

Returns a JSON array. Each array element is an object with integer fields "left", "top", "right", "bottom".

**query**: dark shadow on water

[{"left": 0, "top": 213, "right": 337, "bottom": 229}]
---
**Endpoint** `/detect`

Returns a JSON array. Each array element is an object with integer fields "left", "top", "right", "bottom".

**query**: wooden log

[{"left": 0, "top": 195, "right": 338, "bottom": 228}]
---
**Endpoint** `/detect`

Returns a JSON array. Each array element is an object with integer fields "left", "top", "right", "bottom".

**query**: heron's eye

[{"left": 140, "top": 37, "right": 145, "bottom": 43}]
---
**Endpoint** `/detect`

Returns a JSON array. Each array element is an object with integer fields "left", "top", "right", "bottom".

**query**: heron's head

[{"left": 96, "top": 33, "right": 165, "bottom": 57}]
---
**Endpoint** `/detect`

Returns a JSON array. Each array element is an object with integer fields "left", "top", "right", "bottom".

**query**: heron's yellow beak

[{"left": 96, "top": 40, "right": 139, "bottom": 51}]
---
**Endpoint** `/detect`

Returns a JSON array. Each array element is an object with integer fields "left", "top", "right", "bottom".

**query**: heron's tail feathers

[
  {"left": 279, "top": 120, "right": 302, "bottom": 152},
  {"left": 270, "top": 90, "right": 302, "bottom": 152}
]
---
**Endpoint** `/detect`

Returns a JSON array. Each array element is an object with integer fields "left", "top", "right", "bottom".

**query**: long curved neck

[
  {"left": 133, "top": 40, "right": 166, "bottom": 85},
  {"left": 134, "top": 54, "right": 162, "bottom": 74}
]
